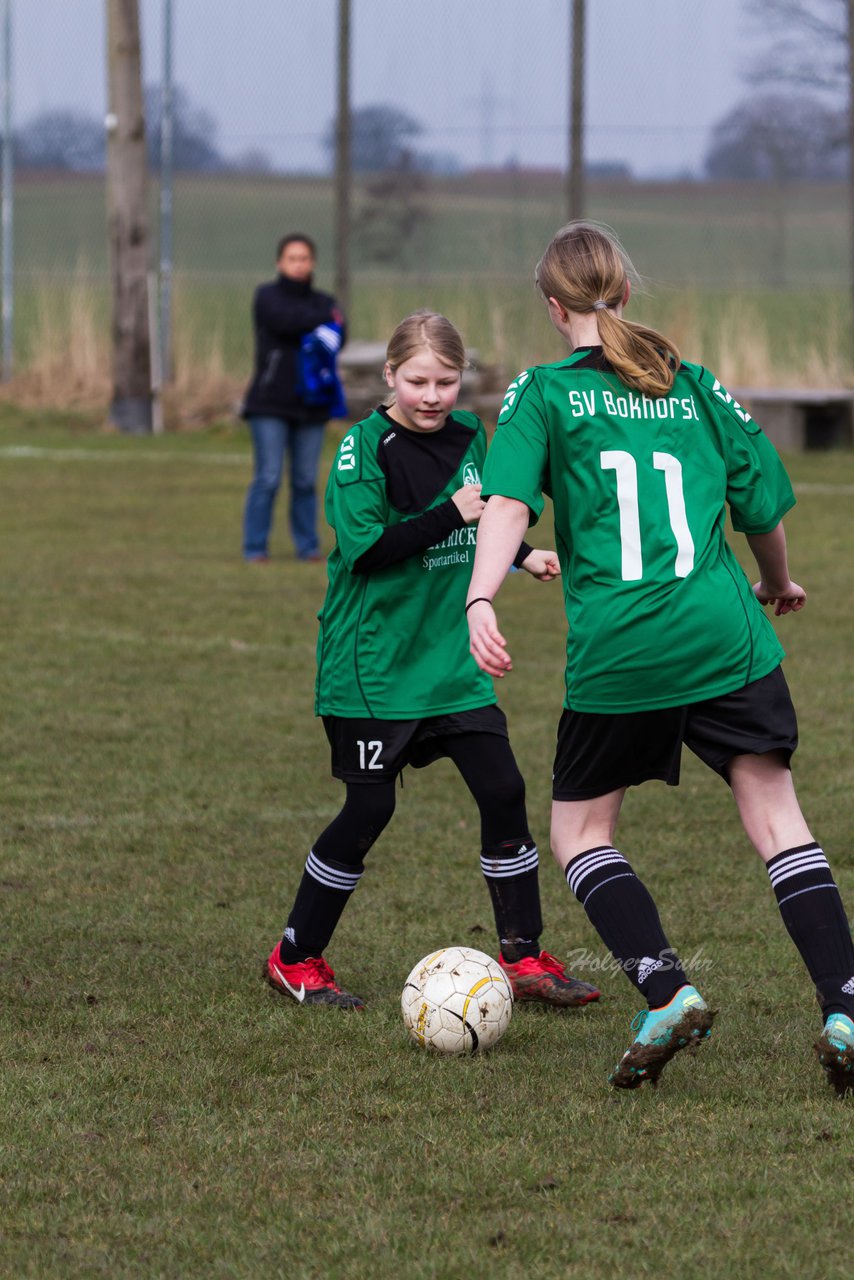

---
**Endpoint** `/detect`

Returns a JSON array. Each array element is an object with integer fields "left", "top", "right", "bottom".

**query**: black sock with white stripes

[
  {"left": 481, "top": 838, "right": 543, "bottom": 962},
  {"left": 278, "top": 849, "right": 365, "bottom": 963},
  {"left": 565, "top": 845, "right": 687, "bottom": 1006},
  {"left": 767, "top": 842, "right": 854, "bottom": 1017}
]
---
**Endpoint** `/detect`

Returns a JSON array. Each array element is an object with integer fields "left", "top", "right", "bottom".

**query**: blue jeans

[{"left": 243, "top": 416, "right": 326, "bottom": 559}]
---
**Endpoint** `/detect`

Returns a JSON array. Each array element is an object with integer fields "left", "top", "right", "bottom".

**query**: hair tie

[{"left": 592, "top": 300, "right": 609, "bottom": 311}]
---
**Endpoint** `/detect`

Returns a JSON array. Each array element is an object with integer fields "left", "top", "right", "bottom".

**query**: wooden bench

[{"left": 732, "top": 388, "right": 854, "bottom": 451}]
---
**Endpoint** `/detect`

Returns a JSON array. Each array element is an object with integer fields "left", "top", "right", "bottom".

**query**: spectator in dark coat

[{"left": 241, "top": 234, "right": 346, "bottom": 561}]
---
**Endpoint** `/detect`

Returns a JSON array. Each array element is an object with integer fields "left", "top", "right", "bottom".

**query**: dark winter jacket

[{"left": 241, "top": 274, "right": 345, "bottom": 423}]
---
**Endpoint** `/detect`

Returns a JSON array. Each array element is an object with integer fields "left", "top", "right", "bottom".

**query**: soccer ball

[{"left": 401, "top": 946, "right": 513, "bottom": 1054}]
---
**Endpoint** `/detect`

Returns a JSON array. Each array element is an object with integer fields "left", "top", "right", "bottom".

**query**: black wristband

[
  {"left": 513, "top": 540, "right": 533, "bottom": 569},
  {"left": 465, "top": 597, "right": 493, "bottom": 614}
]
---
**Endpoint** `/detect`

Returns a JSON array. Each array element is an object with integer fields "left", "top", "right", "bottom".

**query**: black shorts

[
  {"left": 323, "top": 705, "right": 509, "bottom": 784},
  {"left": 552, "top": 666, "right": 799, "bottom": 801}
]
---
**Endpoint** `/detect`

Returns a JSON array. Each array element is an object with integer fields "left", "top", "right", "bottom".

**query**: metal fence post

[
  {"left": 160, "top": 0, "right": 174, "bottom": 384},
  {"left": 1, "top": 0, "right": 13, "bottom": 381},
  {"left": 334, "top": 0, "right": 351, "bottom": 318}
]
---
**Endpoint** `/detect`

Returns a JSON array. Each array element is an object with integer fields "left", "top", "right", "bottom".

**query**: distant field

[
  {"left": 8, "top": 171, "right": 853, "bottom": 394},
  {"left": 15, "top": 171, "right": 850, "bottom": 282}
]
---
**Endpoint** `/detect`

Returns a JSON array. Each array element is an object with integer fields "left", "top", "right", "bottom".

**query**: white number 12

[
  {"left": 599, "top": 450, "right": 694, "bottom": 582},
  {"left": 357, "top": 740, "right": 384, "bottom": 770}
]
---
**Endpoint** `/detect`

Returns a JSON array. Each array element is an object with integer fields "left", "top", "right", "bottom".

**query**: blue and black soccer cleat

[
  {"left": 814, "top": 1012, "right": 854, "bottom": 1097},
  {"left": 609, "top": 984, "right": 715, "bottom": 1090}
]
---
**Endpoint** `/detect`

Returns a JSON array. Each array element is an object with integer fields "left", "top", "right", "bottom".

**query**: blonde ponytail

[{"left": 536, "top": 221, "right": 679, "bottom": 398}]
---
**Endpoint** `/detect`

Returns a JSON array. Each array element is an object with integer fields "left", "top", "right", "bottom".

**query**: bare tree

[
  {"left": 705, "top": 91, "right": 845, "bottom": 285},
  {"left": 354, "top": 150, "right": 429, "bottom": 266},
  {"left": 750, "top": 0, "right": 848, "bottom": 93},
  {"left": 106, "top": 0, "right": 151, "bottom": 433},
  {"left": 705, "top": 93, "right": 845, "bottom": 181},
  {"left": 325, "top": 104, "right": 424, "bottom": 173},
  {"left": 17, "top": 109, "right": 106, "bottom": 170},
  {"left": 749, "top": 0, "right": 854, "bottom": 347}
]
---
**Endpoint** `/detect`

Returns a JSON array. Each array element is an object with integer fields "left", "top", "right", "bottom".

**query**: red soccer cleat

[
  {"left": 500, "top": 950, "right": 600, "bottom": 1008},
  {"left": 265, "top": 947, "right": 365, "bottom": 1009}
]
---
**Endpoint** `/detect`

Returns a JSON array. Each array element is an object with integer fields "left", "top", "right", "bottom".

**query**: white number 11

[{"left": 599, "top": 450, "right": 694, "bottom": 582}]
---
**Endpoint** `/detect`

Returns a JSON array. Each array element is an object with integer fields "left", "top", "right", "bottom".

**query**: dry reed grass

[
  {"left": 0, "top": 272, "right": 244, "bottom": 428},
  {"left": 1, "top": 276, "right": 850, "bottom": 427},
  {"left": 167, "top": 288, "right": 243, "bottom": 426},
  {"left": 706, "top": 301, "right": 776, "bottom": 388},
  {"left": 0, "top": 267, "right": 111, "bottom": 412},
  {"left": 643, "top": 293, "right": 848, "bottom": 392}
]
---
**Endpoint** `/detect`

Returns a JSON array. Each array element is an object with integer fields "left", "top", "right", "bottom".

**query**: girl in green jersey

[
  {"left": 467, "top": 222, "right": 854, "bottom": 1095},
  {"left": 265, "top": 311, "right": 600, "bottom": 1013}
]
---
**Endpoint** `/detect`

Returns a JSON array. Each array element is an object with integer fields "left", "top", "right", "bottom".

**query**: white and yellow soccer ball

[{"left": 401, "top": 946, "right": 513, "bottom": 1054}]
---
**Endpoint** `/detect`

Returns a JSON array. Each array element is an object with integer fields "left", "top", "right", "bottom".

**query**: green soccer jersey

[
  {"left": 315, "top": 408, "right": 495, "bottom": 718},
  {"left": 483, "top": 349, "right": 795, "bottom": 713}
]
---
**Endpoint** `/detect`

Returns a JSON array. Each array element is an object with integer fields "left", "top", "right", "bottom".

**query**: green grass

[{"left": 1, "top": 413, "right": 852, "bottom": 1278}]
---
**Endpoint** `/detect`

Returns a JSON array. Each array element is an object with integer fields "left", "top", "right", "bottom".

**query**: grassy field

[
  {"left": 1, "top": 408, "right": 852, "bottom": 1278},
  {"left": 8, "top": 172, "right": 854, "bottom": 404},
  {"left": 15, "top": 172, "right": 850, "bottom": 282}
]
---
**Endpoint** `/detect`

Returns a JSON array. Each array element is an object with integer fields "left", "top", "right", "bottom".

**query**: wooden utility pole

[
  {"left": 106, "top": 0, "right": 152, "bottom": 432},
  {"left": 567, "top": 0, "right": 586, "bottom": 222},
  {"left": 849, "top": 0, "right": 854, "bottom": 353},
  {"left": 334, "top": 0, "right": 351, "bottom": 316}
]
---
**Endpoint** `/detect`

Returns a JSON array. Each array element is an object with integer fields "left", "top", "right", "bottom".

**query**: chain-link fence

[{"left": 3, "top": 0, "right": 850, "bottom": 414}]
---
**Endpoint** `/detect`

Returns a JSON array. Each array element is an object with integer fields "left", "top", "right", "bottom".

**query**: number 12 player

[{"left": 265, "top": 310, "right": 600, "bottom": 1012}]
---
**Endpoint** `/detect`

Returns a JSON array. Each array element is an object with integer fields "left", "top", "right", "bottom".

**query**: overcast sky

[{"left": 14, "top": 0, "right": 766, "bottom": 177}]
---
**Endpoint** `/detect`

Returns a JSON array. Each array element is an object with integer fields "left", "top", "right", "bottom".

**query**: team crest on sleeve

[
  {"left": 498, "top": 370, "right": 531, "bottom": 419},
  {"left": 337, "top": 432, "right": 357, "bottom": 472},
  {"left": 710, "top": 376, "right": 755, "bottom": 429},
  {"left": 463, "top": 462, "right": 481, "bottom": 486}
]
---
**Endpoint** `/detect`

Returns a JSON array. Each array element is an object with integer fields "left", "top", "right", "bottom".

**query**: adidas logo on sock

[
  {"left": 842, "top": 976, "right": 854, "bottom": 996},
  {"left": 637, "top": 956, "right": 663, "bottom": 985}
]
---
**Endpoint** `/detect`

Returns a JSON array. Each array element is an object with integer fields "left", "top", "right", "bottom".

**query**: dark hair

[
  {"left": 536, "top": 221, "right": 680, "bottom": 398},
  {"left": 276, "top": 233, "right": 317, "bottom": 260}
]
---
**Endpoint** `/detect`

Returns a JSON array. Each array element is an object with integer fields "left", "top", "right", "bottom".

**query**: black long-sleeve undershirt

[
  {"left": 351, "top": 408, "right": 532, "bottom": 575},
  {"left": 352, "top": 498, "right": 465, "bottom": 573},
  {"left": 353, "top": 500, "right": 532, "bottom": 574}
]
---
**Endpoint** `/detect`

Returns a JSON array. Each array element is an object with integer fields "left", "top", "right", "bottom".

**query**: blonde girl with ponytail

[{"left": 465, "top": 221, "right": 854, "bottom": 1096}]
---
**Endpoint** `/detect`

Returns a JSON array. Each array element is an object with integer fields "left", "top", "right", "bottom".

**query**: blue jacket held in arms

[{"left": 296, "top": 320, "right": 348, "bottom": 420}]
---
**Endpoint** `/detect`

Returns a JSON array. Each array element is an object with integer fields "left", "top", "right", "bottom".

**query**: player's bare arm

[
  {"left": 747, "top": 524, "right": 806, "bottom": 616},
  {"left": 467, "top": 496, "right": 531, "bottom": 675}
]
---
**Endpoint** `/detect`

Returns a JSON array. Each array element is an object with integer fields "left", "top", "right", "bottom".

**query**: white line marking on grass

[
  {"left": 794, "top": 482, "right": 854, "bottom": 496},
  {"left": 2, "top": 449, "right": 852, "bottom": 492},
  {"left": 47, "top": 622, "right": 288, "bottom": 655},
  {"left": 0, "top": 445, "right": 248, "bottom": 464}
]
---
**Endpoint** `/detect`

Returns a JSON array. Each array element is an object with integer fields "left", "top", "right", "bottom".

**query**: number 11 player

[{"left": 467, "top": 222, "right": 854, "bottom": 1095}]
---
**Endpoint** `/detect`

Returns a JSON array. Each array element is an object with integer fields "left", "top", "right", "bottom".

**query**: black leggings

[{"left": 312, "top": 732, "right": 529, "bottom": 866}]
